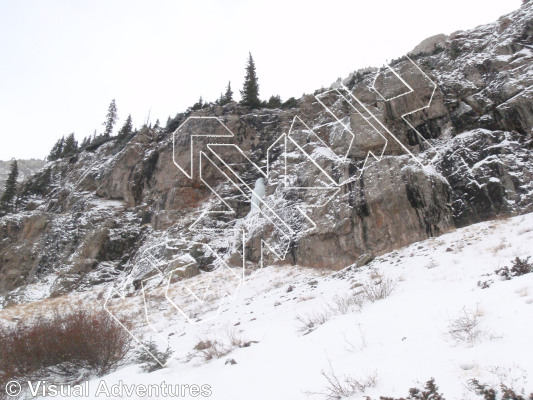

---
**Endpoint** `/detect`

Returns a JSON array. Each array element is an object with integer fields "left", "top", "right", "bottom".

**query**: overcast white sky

[{"left": 0, "top": 0, "right": 522, "bottom": 161}]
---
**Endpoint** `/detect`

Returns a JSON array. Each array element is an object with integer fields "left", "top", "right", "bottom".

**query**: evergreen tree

[
  {"left": 48, "top": 137, "right": 64, "bottom": 161},
  {"left": 0, "top": 159, "right": 18, "bottom": 214},
  {"left": 38, "top": 167, "right": 52, "bottom": 195},
  {"left": 117, "top": 114, "right": 133, "bottom": 139},
  {"left": 80, "top": 136, "right": 91, "bottom": 149},
  {"left": 102, "top": 99, "right": 118, "bottom": 137},
  {"left": 218, "top": 81, "right": 234, "bottom": 106},
  {"left": 224, "top": 81, "right": 233, "bottom": 104},
  {"left": 190, "top": 97, "right": 204, "bottom": 111},
  {"left": 20, "top": 166, "right": 51, "bottom": 198},
  {"left": 165, "top": 112, "right": 187, "bottom": 134},
  {"left": 150, "top": 121, "right": 161, "bottom": 139},
  {"left": 266, "top": 95, "right": 282, "bottom": 109},
  {"left": 281, "top": 97, "right": 299, "bottom": 109},
  {"left": 240, "top": 53, "right": 260, "bottom": 108},
  {"left": 62, "top": 133, "right": 78, "bottom": 157}
]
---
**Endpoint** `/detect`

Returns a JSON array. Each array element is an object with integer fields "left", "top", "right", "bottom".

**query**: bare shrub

[
  {"left": 455, "top": 240, "right": 467, "bottom": 253},
  {"left": 518, "top": 227, "right": 533, "bottom": 235},
  {"left": 188, "top": 339, "right": 231, "bottom": 362},
  {"left": 224, "top": 325, "right": 246, "bottom": 348},
  {"left": 294, "top": 275, "right": 396, "bottom": 336},
  {"left": 0, "top": 304, "right": 132, "bottom": 389},
  {"left": 186, "top": 327, "right": 253, "bottom": 362},
  {"left": 491, "top": 239, "right": 509, "bottom": 254},
  {"left": 296, "top": 290, "right": 365, "bottom": 335},
  {"left": 295, "top": 309, "right": 332, "bottom": 334},
  {"left": 319, "top": 360, "right": 377, "bottom": 399},
  {"left": 294, "top": 275, "right": 395, "bottom": 337},
  {"left": 486, "top": 365, "right": 529, "bottom": 395},
  {"left": 447, "top": 307, "right": 484, "bottom": 345},
  {"left": 362, "top": 277, "right": 396, "bottom": 303},
  {"left": 297, "top": 293, "right": 315, "bottom": 303},
  {"left": 330, "top": 293, "right": 364, "bottom": 314},
  {"left": 344, "top": 324, "right": 367, "bottom": 352}
]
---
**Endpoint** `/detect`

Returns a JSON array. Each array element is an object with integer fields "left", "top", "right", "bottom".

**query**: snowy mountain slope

[
  {"left": 1, "top": 4, "right": 533, "bottom": 399},
  {"left": 3, "top": 211, "right": 529, "bottom": 400}
]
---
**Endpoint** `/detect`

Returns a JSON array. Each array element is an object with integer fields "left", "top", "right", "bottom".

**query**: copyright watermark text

[{"left": 5, "top": 380, "right": 212, "bottom": 398}]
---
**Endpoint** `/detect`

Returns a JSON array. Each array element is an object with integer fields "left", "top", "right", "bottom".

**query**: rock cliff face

[{"left": 1, "top": 1, "right": 532, "bottom": 306}]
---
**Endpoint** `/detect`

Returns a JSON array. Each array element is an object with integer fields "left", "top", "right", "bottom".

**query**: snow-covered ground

[{"left": 7, "top": 212, "right": 533, "bottom": 399}]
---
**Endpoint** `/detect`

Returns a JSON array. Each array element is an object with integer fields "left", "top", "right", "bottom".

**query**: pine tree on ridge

[
  {"left": 224, "top": 81, "right": 233, "bottom": 104},
  {"left": 103, "top": 99, "right": 118, "bottom": 137},
  {"left": 240, "top": 53, "right": 260, "bottom": 109},
  {"left": 0, "top": 159, "right": 18, "bottom": 215},
  {"left": 118, "top": 114, "right": 133, "bottom": 139}
]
